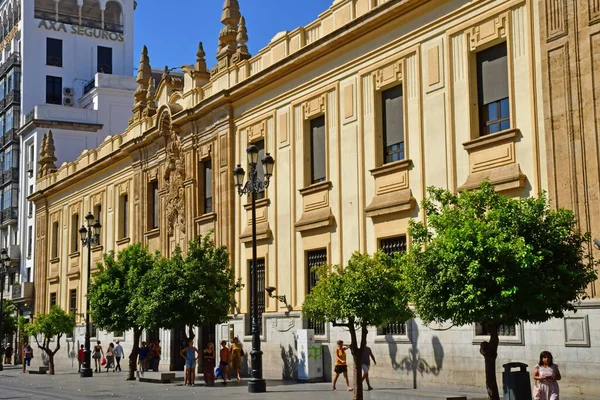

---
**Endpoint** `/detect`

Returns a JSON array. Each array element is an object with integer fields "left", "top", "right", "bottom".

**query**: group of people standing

[
  {"left": 78, "top": 340, "right": 124, "bottom": 373},
  {"left": 179, "top": 337, "right": 245, "bottom": 387},
  {"left": 136, "top": 340, "right": 162, "bottom": 372},
  {"left": 1, "top": 343, "right": 33, "bottom": 366}
]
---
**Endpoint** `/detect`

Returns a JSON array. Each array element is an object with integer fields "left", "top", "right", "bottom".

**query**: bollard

[{"left": 502, "top": 362, "right": 532, "bottom": 400}]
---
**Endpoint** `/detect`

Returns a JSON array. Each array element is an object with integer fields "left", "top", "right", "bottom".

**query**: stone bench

[
  {"left": 137, "top": 371, "right": 176, "bottom": 383},
  {"left": 27, "top": 366, "right": 49, "bottom": 375}
]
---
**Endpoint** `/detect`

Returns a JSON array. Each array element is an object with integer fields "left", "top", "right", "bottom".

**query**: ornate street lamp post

[
  {"left": 233, "top": 145, "right": 274, "bottom": 394},
  {"left": 0, "top": 248, "right": 11, "bottom": 372},
  {"left": 78, "top": 212, "right": 101, "bottom": 378}
]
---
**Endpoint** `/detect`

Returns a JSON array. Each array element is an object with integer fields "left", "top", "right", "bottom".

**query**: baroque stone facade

[{"left": 28, "top": 0, "right": 599, "bottom": 397}]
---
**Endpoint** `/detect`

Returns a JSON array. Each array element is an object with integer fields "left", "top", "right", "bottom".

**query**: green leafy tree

[
  {"left": 143, "top": 233, "right": 240, "bottom": 343},
  {"left": 303, "top": 251, "right": 412, "bottom": 400},
  {"left": 403, "top": 181, "right": 597, "bottom": 400},
  {"left": 89, "top": 243, "right": 157, "bottom": 380},
  {"left": 24, "top": 306, "right": 76, "bottom": 375},
  {"left": 1, "top": 298, "right": 18, "bottom": 339}
]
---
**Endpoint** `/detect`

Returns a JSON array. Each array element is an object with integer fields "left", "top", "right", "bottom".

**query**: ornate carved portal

[{"left": 161, "top": 113, "right": 186, "bottom": 237}]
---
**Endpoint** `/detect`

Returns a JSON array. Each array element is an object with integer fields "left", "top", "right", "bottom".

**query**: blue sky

[{"left": 133, "top": 0, "right": 333, "bottom": 73}]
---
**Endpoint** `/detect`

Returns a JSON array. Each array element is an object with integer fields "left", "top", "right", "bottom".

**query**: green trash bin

[{"left": 503, "top": 362, "right": 532, "bottom": 400}]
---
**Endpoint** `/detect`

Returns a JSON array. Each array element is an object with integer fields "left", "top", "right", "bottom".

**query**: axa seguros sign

[{"left": 38, "top": 20, "right": 124, "bottom": 43}]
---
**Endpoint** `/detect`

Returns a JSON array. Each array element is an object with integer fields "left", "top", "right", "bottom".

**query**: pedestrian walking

[
  {"left": 181, "top": 339, "right": 200, "bottom": 386},
  {"left": 333, "top": 340, "right": 353, "bottom": 392},
  {"left": 229, "top": 337, "right": 244, "bottom": 381},
  {"left": 218, "top": 340, "right": 230, "bottom": 384},
  {"left": 105, "top": 343, "right": 116, "bottom": 372},
  {"left": 77, "top": 345, "right": 85, "bottom": 372},
  {"left": 203, "top": 342, "right": 216, "bottom": 386},
  {"left": 533, "top": 350, "right": 561, "bottom": 400},
  {"left": 114, "top": 340, "right": 124, "bottom": 372},
  {"left": 92, "top": 341, "right": 104, "bottom": 373},
  {"left": 138, "top": 341, "right": 149, "bottom": 372},
  {"left": 361, "top": 345, "right": 376, "bottom": 391},
  {"left": 4, "top": 343, "right": 13, "bottom": 365},
  {"left": 24, "top": 344, "right": 33, "bottom": 367}
]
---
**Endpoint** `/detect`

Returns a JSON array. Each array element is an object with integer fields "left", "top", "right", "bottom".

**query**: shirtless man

[{"left": 219, "top": 340, "right": 230, "bottom": 384}]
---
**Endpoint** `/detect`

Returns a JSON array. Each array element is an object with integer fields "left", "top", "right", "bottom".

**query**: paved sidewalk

[{"left": 0, "top": 367, "right": 487, "bottom": 400}]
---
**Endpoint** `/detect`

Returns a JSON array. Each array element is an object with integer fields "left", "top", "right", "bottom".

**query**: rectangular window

[
  {"left": 5, "top": 108, "right": 13, "bottom": 132},
  {"left": 379, "top": 236, "right": 407, "bottom": 335},
  {"left": 254, "top": 140, "right": 266, "bottom": 200},
  {"left": 46, "top": 75, "right": 62, "bottom": 105},
  {"left": 307, "top": 249, "right": 327, "bottom": 335},
  {"left": 309, "top": 116, "right": 326, "bottom": 184},
  {"left": 475, "top": 323, "right": 516, "bottom": 337},
  {"left": 93, "top": 203, "right": 102, "bottom": 245},
  {"left": 27, "top": 226, "right": 32, "bottom": 258},
  {"left": 52, "top": 221, "right": 59, "bottom": 258},
  {"left": 119, "top": 194, "right": 128, "bottom": 239},
  {"left": 71, "top": 213, "right": 79, "bottom": 253},
  {"left": 149, "top": 181, "right": 159, "bottom": 229},
  {"left": 381, "top": 85, "right": 405, "bottom": 163},
  {"left": 247, "top": 258, "right": 265, "bottom": 335},
  {"left": 203, "top": 160, "right": 213, "bottom": 214},
  {"left": 97, "top": 46, "right": 113, "bottom": 74},
  {"left": 46, "top": 38, "right": 63, "bottom": 67},
  {"left": 379, "top": 235, "right": 407, "bottom": 257},
  {"left": 69, "top": 289, "right": 77, "bottom": 313},
  {"left": 477, "top": 43, "right": 510, "bottom": 136},
  {"left": 50, "top": 292, "right": 57, "bottom": 307},
  {"left": 26, "top": 267, "right": 31, "bottom": 283}
]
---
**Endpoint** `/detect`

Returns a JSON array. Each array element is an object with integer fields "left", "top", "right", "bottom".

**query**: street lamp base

[
  {"left": 80, "top": 368, "right": 93, "bottom": 378},
  {"left": 247, "top": 378, "right": 266, "bottom": 393}
]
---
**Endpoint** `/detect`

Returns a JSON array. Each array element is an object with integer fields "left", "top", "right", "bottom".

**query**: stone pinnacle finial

[
  {"left": 196, "top": 41, "right": 207, "bottom": 70},
  {"left": 131, "top": 45, "right": 152, "bottom": 124},
  {"left": 233, "top": 15, "right": 251, "bottom": 63},
  {"left": 145, "top": 78, "right": 157, "bottom": 117},
  {"left": 38, "top": 131, "right": 57, "bottom": 177},
  {"left": 217, "top": 0, "right": 240, "bottom": 60}
]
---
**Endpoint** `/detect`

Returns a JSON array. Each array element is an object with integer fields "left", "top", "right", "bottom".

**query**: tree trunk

[
  {"left": 480, "top": 323, "right": 500, "bottom": 400},
  {"left": 46, "top": 349, "right": 55, "bottom": 375},
  {"left": 347, "top": 320, "right": 369, "bottom": 400},
  {"left": 127, "top": 328, "right": 142, "bottom": 381}
]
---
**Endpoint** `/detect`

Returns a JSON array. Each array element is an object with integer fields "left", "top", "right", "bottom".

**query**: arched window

[
  {"left": 34, "top": 0, "right": 56, "bottom": 21},
  {"left": 81, "top": 0, "right": 102, "bottom": 29},
  {"left": 57, "top": 0, "right": 79, "bottom": 25},
  {"left": 103, "top": 1, "right": 123, "bottom": 33}
]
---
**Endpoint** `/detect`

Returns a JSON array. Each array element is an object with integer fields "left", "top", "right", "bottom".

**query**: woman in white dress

[{"left": 533, "top": 351, "right": 561, "bottom": 400}]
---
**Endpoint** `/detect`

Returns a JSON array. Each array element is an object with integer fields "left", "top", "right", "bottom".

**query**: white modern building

[{"left": 0, "top": 0, "right": 136, "bottom": 327}]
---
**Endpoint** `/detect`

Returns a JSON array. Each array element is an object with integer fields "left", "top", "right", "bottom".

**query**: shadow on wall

[
  {"left": 387, "top": 320, "right": 444, "bottom": 389},
  {"left": 281, "top": 344, "right": 298, "bottom": 380}
]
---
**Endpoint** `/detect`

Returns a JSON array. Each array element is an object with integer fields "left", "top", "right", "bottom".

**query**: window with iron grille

[
  {"left": 50, "top": 292, "right": 57, "bottom": 307},
  {"left": 379, "top": 236, "right": 407, "bottom": 256},
  {"left": 247, "top": 258, "right": 266, "bottom": 336},
  {"left": 307, "top": 249, "right": 327, "bottom": 335},
  {"left": 379, "top": 236, "right": 407, "bottom": 335},
  {"left": 476, "top": 323, "right": 517, "bottom": 337}
]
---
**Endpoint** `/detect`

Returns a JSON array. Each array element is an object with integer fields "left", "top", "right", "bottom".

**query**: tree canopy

[
  {"left": 89, "top": 242, "right": 157, "bottom": 380},
  {"left": 1, "top": 298, "right": 17, "bottom": 337},
  {"left": 143, "top": 234, "right": 239, "bottom": 331},
  {"left": 403, "top": 181, "right": 597, "bottom": 400},
  {"left": 25, "top": 306, "right": 76, "bottom": 375},
  {"left": 303, "top": 251, "right": 412, "bottom": 400}
]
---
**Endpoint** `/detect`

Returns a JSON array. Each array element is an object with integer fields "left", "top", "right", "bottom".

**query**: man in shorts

[
  {"left": 333, "top": 340, "right": 352, "bottom": 391},
  {"left": 219, "top": 340, "right": 230, "bottom": 384},
  {"left": 361, "top": 345, "right": 376, "bottom": 391}
]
